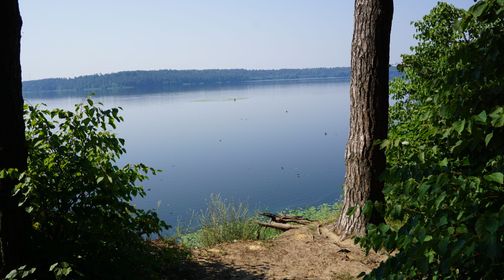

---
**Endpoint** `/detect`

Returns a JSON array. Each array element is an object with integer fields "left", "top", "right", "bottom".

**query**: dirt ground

[{"left": 184, "top": 224, "right": 387, "bottom": 280}]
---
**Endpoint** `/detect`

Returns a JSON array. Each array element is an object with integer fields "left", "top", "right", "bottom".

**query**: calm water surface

[{"left": 28, "top": 81, "right": 350, "bottom": 228}]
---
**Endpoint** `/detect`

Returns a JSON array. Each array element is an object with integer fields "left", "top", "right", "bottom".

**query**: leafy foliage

[
  {"left": 358, "top": 1, "right": 504, "bottom": 278},
  {"left": 1, "top": 98, "right": 178, "bottom": 279}
]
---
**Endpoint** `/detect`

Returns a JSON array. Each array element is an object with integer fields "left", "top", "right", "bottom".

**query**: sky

[{"left": 19, "top": 0, "right": 473, "bottom": 81}]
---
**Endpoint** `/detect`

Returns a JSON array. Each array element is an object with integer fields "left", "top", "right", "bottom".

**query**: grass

[
  {"left": 177, "top": 194, "right": 281, "bottom": 247},
  {"left": 177, "top": 194, "right": 341, "bottom": 248}
]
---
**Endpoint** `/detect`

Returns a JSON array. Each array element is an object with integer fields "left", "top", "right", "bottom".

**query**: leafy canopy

[{"left": 358, "top": 1, "right": 504, "bottom": 279}]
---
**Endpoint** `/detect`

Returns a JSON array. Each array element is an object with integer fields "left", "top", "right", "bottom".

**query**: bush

[
  {"left": 358, "top": 1, "right": 504, "bottom": 279},
  {"left": 2, "top": 98, "right": 176, "bottom": 279}
]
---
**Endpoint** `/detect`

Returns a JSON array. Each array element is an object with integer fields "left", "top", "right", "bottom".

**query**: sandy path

[{"left": 188, "top": 225, "right": 387, "bottom": 279}]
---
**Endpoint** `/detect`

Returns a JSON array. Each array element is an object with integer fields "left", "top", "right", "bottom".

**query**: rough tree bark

[
  {"left": 335, "top": 0, "right": 393, "bottom": 237},
  {"left": 0, "top": 0, "right": 29, "bottom": 274}
]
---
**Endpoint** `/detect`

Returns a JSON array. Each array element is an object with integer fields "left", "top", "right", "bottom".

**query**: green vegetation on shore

[
  {"left": 358, "top": 2, "right": 504, "bottom": 279},
  {"left": 177, "top": 194, "right": 341, "bottom": 248}
]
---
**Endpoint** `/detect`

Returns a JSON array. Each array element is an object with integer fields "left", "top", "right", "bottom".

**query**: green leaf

[
  {"left": 447, "top": 227, "right": 455, "bottom": 235},
  {"left": 419, "top": 182, "right": 431, "bottom": 197},
  {"left": 470, "top": 1, "right": 488, "bottom": 17},
  {"left": 489, "top": 107, "right": 503, "bottom": 118},
  {"left": 439, "top": 158, "right": 448, "bottom": 167},
  {"left": 484, "top": 172, "right": 504, "bottom": 184},
  {"left": 456, "top": 224, "right": 468, "bottom": 234},
  {"left": 362, "top": 201, "right": 373, "bottom": 219},
  {"left": 485, "top": 133, "right": 493, "bottom": 146},
  {"left": 438, "top": 214, "right": 448, "bottom": 226},
  {"left": 5, "top": 270, "right": 18, "bottom": 279},
  {"left": 379, "top": 223, "right": 390, "bottom": 234},
  {"left": 391, "top": 204, "right": 402, "bottom": 219},
  {"left": 49, "top": 263, "right": 58, "bottom": 271},
  {"left": 453, "top": 119, "right": 465, "bottom": 134},
  {"left": 490, "top": 107, "right": 504, "bottom": 127},
  {"left": 418, "top": 151, "right": 425, "bottom": 163},
  {"left": 435, "top": 193, "right": 447, "bottom": 209},
  {"left": 96, "top": 176, "right": 104, "bottom": 184},
  {"left": 473, "top": 110, "right": 487, "bottom": 123}
]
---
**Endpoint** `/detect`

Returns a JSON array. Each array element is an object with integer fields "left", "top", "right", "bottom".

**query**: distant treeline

[{"left": 23, "top": 67, "right": 401, "bottom": 98}]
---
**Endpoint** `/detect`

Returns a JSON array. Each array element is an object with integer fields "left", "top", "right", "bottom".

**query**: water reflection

[{"left": 27, "top": 81, "right": 350, "bottom": 228}]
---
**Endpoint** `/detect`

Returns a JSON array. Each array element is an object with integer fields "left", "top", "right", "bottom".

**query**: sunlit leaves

[
  {"left": 485, "top": 132, "right": 493, "bottom": 146},
  {"left": 360, "top": 1, "right": 504, "bottom": 278},
  {"left": 9, "top": 97, "right": 169, "bottom": 279},
  {"left": 484, "top": 172, "right": 504, "bottom": 184},
  {"left": 490, "top": 107, "right": 504, "bottom": 127}
]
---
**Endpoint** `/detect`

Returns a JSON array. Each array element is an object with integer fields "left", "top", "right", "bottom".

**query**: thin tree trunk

[
  {"left": 335, "top": 0, "right": 393, "bottom": 238},
  {"left": 0, "top": 0, "right": 29, "bottom": 274}
]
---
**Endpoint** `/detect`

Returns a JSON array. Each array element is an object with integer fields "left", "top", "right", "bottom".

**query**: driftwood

[
  {"left": 257, "top": 221, "right": 302, "bottom": 231},
  {"left": 260, "top": 212, "right": 312, "bottom": 225},
  {"left": 257, "top": 212, "right": 313, "bottom": 231}
]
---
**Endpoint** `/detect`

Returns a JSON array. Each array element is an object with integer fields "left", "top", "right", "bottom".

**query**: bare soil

[{"left": 184, "top": 225, "right": 387, "bottom": 279}]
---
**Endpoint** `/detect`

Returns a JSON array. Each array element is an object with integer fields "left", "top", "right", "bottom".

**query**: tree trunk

[
  {"left": 0, "top": 0, "right": 29, "bottom": 274},
  {"left": 335, "top": 0, "right": 393, "bottom": 238}
]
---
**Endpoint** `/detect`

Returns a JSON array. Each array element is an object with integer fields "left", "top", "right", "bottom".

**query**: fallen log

[
  {"left": 257, "top": 221, "right": 302, "bottom": 231},
  {"left": 257, "top": 212, "right": 314, "bottom": 231},
  {"left": 259, "top": 212, "right": 312, "bottom": 225}
]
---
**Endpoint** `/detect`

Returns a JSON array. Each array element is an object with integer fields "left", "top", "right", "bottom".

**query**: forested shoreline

[{"left": 23, "top": 67, "right": 401, "bottom": 97}]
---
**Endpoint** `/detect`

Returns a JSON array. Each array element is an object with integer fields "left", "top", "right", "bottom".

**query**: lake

[{"left": 26, "top": 81, "right": 350, "bottom": 229}]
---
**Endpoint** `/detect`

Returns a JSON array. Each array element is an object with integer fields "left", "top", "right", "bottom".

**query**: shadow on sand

[{"left": 169, "top": 258, "right": 267, "bottom": 280}]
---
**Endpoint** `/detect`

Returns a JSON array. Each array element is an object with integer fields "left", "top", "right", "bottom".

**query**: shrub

[
  {"left": 3, "top": 98, "right": 174, "bottom": 279},
  {"left": 358, "top": 1, "right": 504, "bottom": 279}
]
